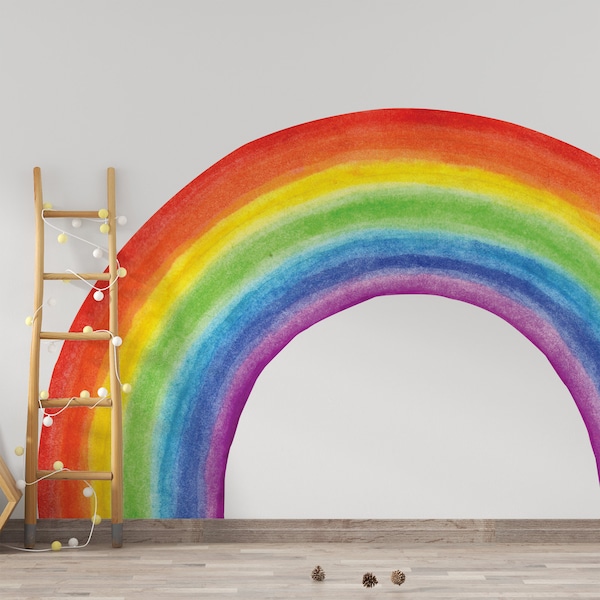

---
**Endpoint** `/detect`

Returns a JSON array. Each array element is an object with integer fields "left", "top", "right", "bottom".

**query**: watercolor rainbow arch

[{"left": 40, "top": 109, "right": 600, "bottom": 518}]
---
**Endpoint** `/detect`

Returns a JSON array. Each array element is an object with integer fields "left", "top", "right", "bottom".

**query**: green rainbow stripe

[{"left": 39, "top": 109, "right": 600, "bottom": 518}]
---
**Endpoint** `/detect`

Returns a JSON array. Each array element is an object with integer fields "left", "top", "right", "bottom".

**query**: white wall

[{"left": 2, "top": 0, "right": 600, "bottom": 519}]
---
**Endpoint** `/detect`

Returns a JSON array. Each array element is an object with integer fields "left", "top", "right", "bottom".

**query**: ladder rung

[
  {"left": 44, "top": 272, "right": 111, "bottom": 281},
  {"left": 41, "top": 397, "right": 113, "bottom": 408},
  {"left": 37, "top": 470, "right": 113, "bottom": 481},
  {"left": 40, "top": 331, "right": 112, "bottom": 341},
  {"left": 42, "top": 210, "right": 105, "bottom": 219}
]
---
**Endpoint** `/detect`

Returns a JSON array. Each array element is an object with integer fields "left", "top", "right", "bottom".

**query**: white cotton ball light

[
  {"left": 92, "top": 247, "right": 103, "bottom": 259},
  {"left": 68, "top": 537, "right": 79, "bottom": 547},
  {"left": 117, "top": 215, "right": 127, "bottom": 226},
  {"left": 97, "top": 387, "right": 108, "bottom": 398},
  {"left": 83, "top": 486, "right": 94, "bottom": 498},
  {"left": 16, "top": 479, "right": 26, "bottom": 491},
  {"left": 93, "top": 290, "right": 104, "bottom": 302},
  {"left": 71, "top": 218, "right": 82, "bottom": 228},
  {"left": 111, "top": 336, "right": 122, "bottom": 347},
  {"left": 42, "top": 415, "right": 54, "bottom": 427}
]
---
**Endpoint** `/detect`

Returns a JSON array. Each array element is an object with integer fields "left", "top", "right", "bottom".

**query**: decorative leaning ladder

[{"left": 25, "top": 167, "right": 123, "bottom": 548}]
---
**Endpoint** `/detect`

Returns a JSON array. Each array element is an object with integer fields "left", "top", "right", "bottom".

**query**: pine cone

[
  {"left": 311, "top": 565, "right": 326, "bottom": 581},
  {"left": 391, "top": 569, "right": 406, "bottom": 586},
  {"left": 362, "top": 572, "right": 378, "bottom": 588}
]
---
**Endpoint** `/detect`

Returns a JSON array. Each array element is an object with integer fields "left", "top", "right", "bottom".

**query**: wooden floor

[{"left": 1, "top": 541, "right": 599, "bottom": 599}]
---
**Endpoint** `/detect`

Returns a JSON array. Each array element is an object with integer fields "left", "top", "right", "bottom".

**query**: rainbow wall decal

[{"left": 39, "top": 109, "right": 600, "bottom": 518}]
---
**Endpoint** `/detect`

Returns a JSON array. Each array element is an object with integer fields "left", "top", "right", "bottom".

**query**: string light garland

[
  {"left": 87, "top": 329, "right": 130, "bottom": 389},
  {"left": 39, "top": 389, "right": 112, "bottom": 429},
  {"left": 16, "top": 202, "right": 129, "bottom": 550},
  {"left": 65, "top": 258, "right": 126, "bottom": 302},
  {"left": 40, "top": 206, "right": 126, "bottom": 255},
  {"left": 27, "top": 204, "right": 131, "bottom": 401},
  {"left": 24, "top": 297, "right": 59, "bottom": 327},
  {"left": 25, "top": 207, "right": 129, "bottom": 324},
  {"left": 4, "top": 462, "right": 101, "bottom": 552}
]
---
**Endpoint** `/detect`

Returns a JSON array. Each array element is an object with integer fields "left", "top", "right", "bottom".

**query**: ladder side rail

[
  {"left": 107, "top": 167, "right": 124, "bottom": 547},
  {"left": 25, "top": 167, "right": 45, "bottom": 548}
]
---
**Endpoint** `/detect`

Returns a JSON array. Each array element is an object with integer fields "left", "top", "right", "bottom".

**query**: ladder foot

[
  {"left": 112, "top": 522, "right": 123, "bottom": 548},
  {"left": 24, "top": 523, "right": 36, "bottom": 549}
]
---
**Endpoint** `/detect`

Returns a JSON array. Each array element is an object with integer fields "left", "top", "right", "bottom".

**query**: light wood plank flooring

[{"left": 1, "top": 541, "right": 599, "bottom": 598}]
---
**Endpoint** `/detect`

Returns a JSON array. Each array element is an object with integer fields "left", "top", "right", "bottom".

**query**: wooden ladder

[{"left": 25, "top": 167, "right": 123, "bottom": 548}]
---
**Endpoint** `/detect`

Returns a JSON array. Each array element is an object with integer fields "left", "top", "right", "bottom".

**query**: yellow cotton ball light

[
  {"left": 117, "top": 267, "right": 127, "bottom": 277},
  {"left": 122, "top": 383, "right": 132, "bottom": 394},
  {"left": 57, "top": 233, "right": 68, "bottom": 244},
  {"left": 98, "top": 208, "right": 109, "bottom": 219},
  {"left": 25, "top": 316, "right": 33, "bottom": 326},
  {"left": 40, "top": 390, "right": 49, "bottom": 400},
  {"left": 83, "top": 325, "right": 93, "bottom": 334},
  {"left": 99, "top": 223, "right": 110, "bottom": 234},
  {"left": 51, "top": 540, "right": 62, "bottom": 551},
  {"left": 91, "top": 514, "right": 102, "bottom": 525},
  {"left": 42, "top": 202, "right": 53, "bottom": 210},
  {"left": 14, "top": 446, "right": 24, "bottom": 456},
  {"left": 53, "top": 460, "right": 64, "bottom": 471},
  {"left": 80, "top": 390, "right": 90, "bottom": 399}
]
